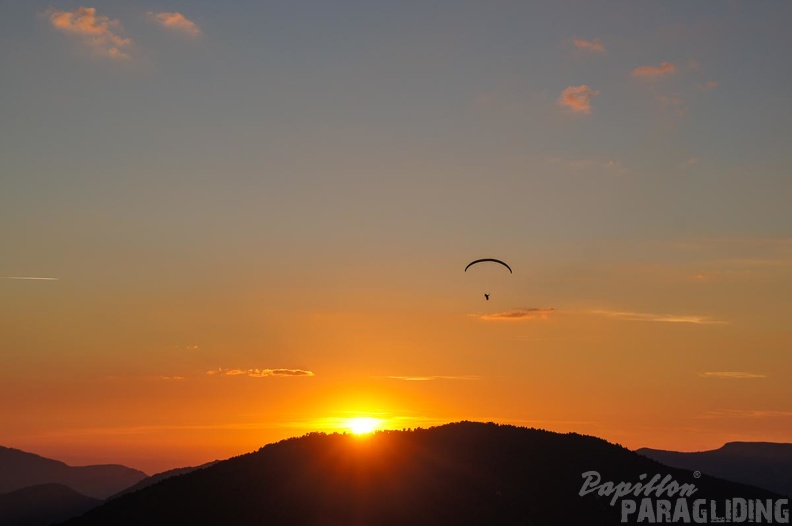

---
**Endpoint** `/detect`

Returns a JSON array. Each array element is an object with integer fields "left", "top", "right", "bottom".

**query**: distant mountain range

[
  {"left": 0, "top": 446, "right": 211, "bottom": 526},
  {"left": 58, "top": 422, "right": 784, "bottom": 526},
  {"left": 108, "top": 461, "right": 218, "bottom": 499},
  {"left": 0, "top": 446, "right": 147, "bottom": 499},
  {"left": 637, "top": 442, "right": 792, "bottom": 497},
  {"left": 0, "top": 483, "right": 100, "bottom": 526}
]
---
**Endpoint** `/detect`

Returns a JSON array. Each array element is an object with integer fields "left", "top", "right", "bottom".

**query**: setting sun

[{"left": 346, "top": 417, "right": 382, "bottom": 435}]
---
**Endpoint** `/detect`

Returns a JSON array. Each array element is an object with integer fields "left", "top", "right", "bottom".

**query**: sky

[{"left": 2, "top": 1, "right": 791, "bottom": 474}]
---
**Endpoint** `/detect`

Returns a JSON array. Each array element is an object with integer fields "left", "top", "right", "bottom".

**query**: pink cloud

[
  {"left": 558, "top": 85, "right": 600, "bottom": 115},
  {"left": 631, "top": 62, "right": 677, "bottom": 79},
  {"left": 147, "top": 12, "right": 202, "bottom": 37},
  {"left": 573, "top": 38, "right": 605, "bottom": 53},
  {"left": 45, "top": 7, "right": 132, "bottom": 59}
]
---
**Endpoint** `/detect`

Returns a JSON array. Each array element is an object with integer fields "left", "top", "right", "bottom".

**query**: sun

[{"left": 346, "top": 417, "right": 382, "bottom": 435}]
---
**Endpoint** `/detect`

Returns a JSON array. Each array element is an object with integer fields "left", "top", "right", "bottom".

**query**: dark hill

[
  {"left": 637, "top": 442, "right": 792, "bottom": 497},
  {"left": 60, "top": 422, "right": 782, "bottom": 526},
  {"left": 0, "top": 483, "right": 101, "bottom": 526},
  {"left": 0, "top": 446, "right": 147, "bottom": 499},
  {"left": 108, "top": 460, "right": 219, "bottom": 500}
]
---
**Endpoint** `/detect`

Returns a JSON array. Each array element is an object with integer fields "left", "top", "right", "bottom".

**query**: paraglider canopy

[{"left": 464, "top": 258, "right": 512, "bottom": 273}]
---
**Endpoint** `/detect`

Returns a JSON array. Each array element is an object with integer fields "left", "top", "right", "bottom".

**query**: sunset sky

[{"left": 2, "top": 2, "right": 791, "bottom": 474}]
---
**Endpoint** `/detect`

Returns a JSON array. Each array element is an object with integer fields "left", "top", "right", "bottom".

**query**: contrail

[{"left": 1, "top": 276, "right": 60, "bottom": 280}]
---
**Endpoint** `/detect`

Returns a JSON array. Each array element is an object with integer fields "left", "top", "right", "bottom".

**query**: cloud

[
  {"left": 159, "top": 375, "right": 185, "bottom": 381},
  {"left": 703, "top": 409, "right": 792, "bottom": 419},
  {"left": 45, "top": 7, "right": 132, "bottom": 59},
  {"left": 545, "top": 156, "right": 629, "bottom": 176},
  {"left": 573, "top": 38, "right": 605, "bottom": 53},
  {"left": 591, "top": 309, "right": 726, "bottom": 324},
  {"left": 655, "top": 95, "right": 687, "bottom": 118},
  {"left": 147, "top": 12, "right": 202, "bottom": 37},
  {"left": 696, "top": 80, "right": 718, "bottom": 92},
  {"left": 631, "top": 62, "right": 677, "bottom": 79},
  {"left": 385, "top": 375, "right": 480, "bottom": 381},
  {"left": 699, "top": 371, "right": 768, "bottom": 379},
  {"left": 1, "top": 276, "right": 59, "bottom": 280},
  {"left": 479, "top": 308, "right": 555, "bottom": 321},
  {"left": 207, "top": 368, "right": 314, "bottom": 377},
  {"left": 558, "top": 85, "right": 600, "bottom": 115}
]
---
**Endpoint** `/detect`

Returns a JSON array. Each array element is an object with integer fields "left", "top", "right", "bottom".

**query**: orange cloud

[
  {"left": 479, "top": 308, "right": 555, "bottom": 321},
  {"left": 207, "top": 368, "right": 314, "bottom": 377},
  {"left": 573, "top": 38, "right": 605, "bottom": 53},
  {"left": 631, "top": 62, "right": 677, "bottom": 78},
  {"left": 699, "top": 372, "right": 767, "bottom": 379},
  {"left": 45, "top": 7, "right": 132, "bottom": 59},
  {"left": 591, "top": 309, "right": 725, "bottom": 324},
  {"left": 386, "top": 375, "right": 480, "bottom": 381},
  {"left": 704, "top": 409, "right": 792, "bottom": 418},
  {"left": 558, "top": 85, "right": 600, "bottom": 115},
  {"left": 147, "top": 12, "right": 202, "bottom": 37}
]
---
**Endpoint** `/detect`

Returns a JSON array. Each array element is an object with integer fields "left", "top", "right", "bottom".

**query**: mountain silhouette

[
  {"left": 0, "top": 483, "right": 101, "bottom": 526},
  {"left": 637, "top": 442, "right": 792, "bottom": 497},
  {"left": 0, "top": 446, "right": 147, "bottom": 499},
  {"left": 108, "top": 461, "right": 219, "bottom": 500},
  {"left": 60, "top": 422, "right": 782, "bottom": 526}
]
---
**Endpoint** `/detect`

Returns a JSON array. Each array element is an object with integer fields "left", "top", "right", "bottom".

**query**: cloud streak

[
  {"left": 558, "top": 85, "right": 599, "bottom": 114},
  {"left": 1, "top": 276, "right": 60, "bottom": 280},
  {"left": 207, "top": 368, "right": 314, "bottom": 378},
  {"left": 45, "top": 7, "right": 132, "bottom": 59},
  {"left": 479, "top": 308, "right": 555, "bottom": 321},
  {"left": 385, "top": 375, "right": 480, "bottom": 381},
  {"left": 591, "top": 310, "right": 726, "bottom": 324},
  {"left": 703, "top": 409, "right": 792, "bottom": 419},
  {"left": 147, "top": 12, "right": 202, "bottom": 38},
  {"left": 573, "top": 38, "right": 605, "bottom": 53},
  {"left": 631, "top": 62, "right": 677, "bottom": 78},
  {"left": 699, "top": 371, "right": 768, "bottom": 379}
]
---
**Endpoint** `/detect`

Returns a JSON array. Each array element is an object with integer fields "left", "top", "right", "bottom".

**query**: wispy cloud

[
  {"left": 546, "top": 156, "right": 629, "bottom": 176},
  {"left": 573, "top": 38, "right": 605, "bottom": 53},
  {"left": 631, "top": 62, "right": 677, "bottom": 79},
  {"left": 45, "top": 7, "right": 132, "bottom": 59},
  {"left": 385, "top": 375, "right": 480, "bottom": 381},
  {"left": 1, "top": 276, "right": 59, "bottom": 280},
  {"left": 207, "top": 368, "right": 314, "bottom": 378},
  {"left": 558, "top": 85, "right": 600, "bottom": 114},
  {"left": 147, "top": 11, "right": 202, "bottom": 38},
  {"left": 655, "top": 95, "right": 687, "bottom": 119},
  {"left": 696, "top": 80, "right": 718, "bottom": 92},
  {"left": 699, "top": 371, "right": 768, "bottom": 379},
  {"left": 591, "top": 309, "right": 726, "bottom": 324},
  {"left": 159, "top": 375, "right": 185, "bottom": 381},
  {"left": 703, "top": 409, "right": 792, "bottom": 419},
  {"left": 479, "top": 308, "right": 555, "bottom": 321}
]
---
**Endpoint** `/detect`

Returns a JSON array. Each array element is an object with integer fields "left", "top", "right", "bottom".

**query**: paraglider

[
  {"left": 464, "top": 258, "right": 512, "bottom": 274},
  {"left": 465, "top": 258, "right": 512, "bottom": 300}
]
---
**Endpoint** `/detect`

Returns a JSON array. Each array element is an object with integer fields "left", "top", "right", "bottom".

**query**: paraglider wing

[{"left": 464, "top": 258, "right": 512, "bottom": 273}]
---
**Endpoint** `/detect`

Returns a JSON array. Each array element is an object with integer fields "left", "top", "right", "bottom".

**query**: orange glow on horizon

[{"left": 346, "top": 417, "right": 383, "bottom": 435}]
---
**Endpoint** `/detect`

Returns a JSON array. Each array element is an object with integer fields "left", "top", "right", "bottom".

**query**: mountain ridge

[
  {"left": 637, "top": 442, "right": 792, "bottom": 497},
  {"left": 0, "top": 446, "right": 147, "bottom": 499},
  {"left": 59, "top": 422, "right": 783, "bottom": 526}
]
